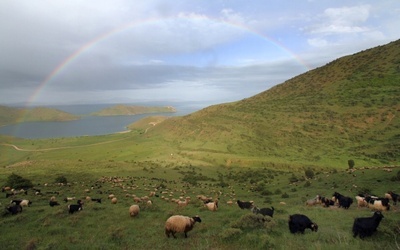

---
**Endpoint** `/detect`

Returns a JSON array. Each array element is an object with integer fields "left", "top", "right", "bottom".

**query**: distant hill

[
  {"left": 90, "top": 104, "right": 176, "bottom": 116},
  {"left": 142, "top": 39, "right": 400, "bottom": 167},
  {"left": 0, "top": 106, "right": 80, "bottom": 126}
]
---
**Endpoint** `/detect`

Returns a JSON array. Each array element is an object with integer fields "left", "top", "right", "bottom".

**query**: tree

[
  {"left": 348, "top": 159, "right": 355, "bottom": 169},
  {"left": 5, "top": 173, "right": 33, "bottom": 189}
]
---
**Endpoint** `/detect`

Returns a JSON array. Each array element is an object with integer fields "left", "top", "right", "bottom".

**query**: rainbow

[{"left": 27, "top": 15, "right": 310, "bottom": 106}]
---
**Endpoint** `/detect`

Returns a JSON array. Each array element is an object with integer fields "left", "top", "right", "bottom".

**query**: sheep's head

[
  {"left": 193, "top": 215, "right": 202, "bottom": 223},
  {"left": 311, "top": 223, "right": 318, "bottom": 232}
]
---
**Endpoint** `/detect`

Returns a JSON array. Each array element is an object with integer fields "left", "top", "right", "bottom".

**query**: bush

[
  {"left": 348, "top": 159, "right": 355, "bottom": 169},
  {"left": 55, "top": 175, "right": 68, "bottom": 184},
  {"left": 5, "top": 173, "right": 33, "bottom": 189},
  {"left": 281, "top": 192, "right": 289, "bottom": 198},
  {"left": 305, "top": 168, "right": 314, "bottom": 179}
]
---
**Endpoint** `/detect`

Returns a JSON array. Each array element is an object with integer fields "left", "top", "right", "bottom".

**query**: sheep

[
  {"left": 129, "top": 205, "right": 140, "bottom": 217},
  {"left": 355, "top": 196, "right": 368, "bottom": 208},
  {"left": 20, "top": 199, "right": 32, "bottom": 207},
  {"left": 10, "top": 199, "right": 22, "bottom": 205},
  {"left": 353, "top": 211, "right": 384, "bottom": 239},
  {"left": 6, "top": 204, "right": 22, "bottom": 215},
  {"left": 177, "top": 197, "right": 190, "bottom": 207},
  {"left": 49, "top": 200, "right": 60, "bottom": 207},
  {"left": 385, "top": 191, "right": 399, "bottom": 205},
  {"left": 63, "top": 197, "right": 76, "bottom": 202},
  {"left": 365, "top": 197, "right": 390, "bottom": 211},
  {"left": 251, "top": 206, "right": 274, "bottom": 217},
  {"left": 205, "top": 199, "right": 218, "bottom": 211},
  {"left": 333, "top": 192, "right": 353, "bottom": 209},
  {"left": 305, "top": 195, "right": 321, "bottom": 206},
  {"left": 165, "top": 215, "right": 202, "bottom": 238},
  {"left": 91, "top": 198, "right": 102, "bottom": 203},
  {"left": 68, "top": 200, "right": 83, "bottom": 214},
  {"left": 288, "top": 214, "right": 318, "bottom": 234},
  {"left": 111, "top": 197, "right": 118, "bottom": 204},
  {"left": 236, "top": 200, "right": 254, "bottom": 209}
]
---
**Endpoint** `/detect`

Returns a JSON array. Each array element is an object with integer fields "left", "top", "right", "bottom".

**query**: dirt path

[{"left": 1, "top": 137, "right": 131, "bottom": 152}]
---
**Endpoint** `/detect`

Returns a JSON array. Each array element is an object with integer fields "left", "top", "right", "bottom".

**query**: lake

[{"left": 0, "top": 103, "right": 203, "bottom": 139}]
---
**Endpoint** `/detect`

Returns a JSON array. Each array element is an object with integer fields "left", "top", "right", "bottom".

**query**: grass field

[{"left": 0, "top": 152, "right": 399, "bottom": 249}]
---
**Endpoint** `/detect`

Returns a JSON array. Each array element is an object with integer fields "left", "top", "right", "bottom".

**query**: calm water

[{"left": 0, "top": 103, "right": 203, "bottom": 139}]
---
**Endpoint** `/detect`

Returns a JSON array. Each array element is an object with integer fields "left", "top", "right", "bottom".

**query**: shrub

[
  {"left": 289, "top": 174, "right": 298, "bottom": 183},
  {"left": 55, "top": 175, "right": 68, "bottom": 184},
  {"left": 5, "top": 173, "right": 33, "bottom": 189},
  {"left": 219, "top": 228, "right": 242, "bottom": 240},
  {"left": 348, "top": 159, "right": 355, "bottom": 169},
  {"left": 305, "top": 168, "right": 314, "bottom": 179},
  {"left": 281, "top": 192, "right": 289, "bottom": 198},
  {"left": 230, "top": 214, "right": 270, "bottom": 230}
]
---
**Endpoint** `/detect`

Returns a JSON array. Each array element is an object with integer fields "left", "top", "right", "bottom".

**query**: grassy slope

[
  {"left": 0, "top": 106, "right": 80, "bottom": 126},
  {"left": 90, "top": 104, "right": 176, "bottom": 116},
  {"left": 145, "top": 40, "right": 400, "bottom": 168}
]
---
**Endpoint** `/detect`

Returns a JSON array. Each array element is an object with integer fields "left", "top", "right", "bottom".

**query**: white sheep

[
  {"left": 355, "top": 196, "right": 368, "bottom": 208},
  {"left": 111, "top": 197, "right": 118, "bottom": 204},
  {"left": 205, "top": 199, "right": 218, "bottom": 211},
  {"left": 165, "top": 215, "right": 202, "bottom": 238},
  {"left": 20, "top": 199, "right": 32, "bottom": 207},
  {"left": 129, "top": 205, "right": 140, "bottom": 217}
]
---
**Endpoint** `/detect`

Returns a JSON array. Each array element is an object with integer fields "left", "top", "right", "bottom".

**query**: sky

[{"left": 1, "top": 1, "right": 399, "bottom": 108}]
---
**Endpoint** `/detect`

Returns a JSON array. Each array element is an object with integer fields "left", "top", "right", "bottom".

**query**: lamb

[
  {"left": 251, "top": 206, "right": 274, "bottom": 217},
  {"left": 353, "top": 211, "right": 384, "bottom": 238},
  {"left": 165, "top": 215, "right": 202, "bottom": 238},
  {"left": 111, "top": 197, "right": 118, "bottom": 204},
  {"left": 288, "top": 214, "right": 318, "bottom": 234},
  {"left": 129, "top": 205, "right": 140, "bottom": 217},
  {"left": 204, "top": 199, "right": 218, "bottom": 211}
]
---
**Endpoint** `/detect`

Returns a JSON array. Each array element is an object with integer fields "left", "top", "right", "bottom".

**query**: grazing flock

[{"left": 2, "top": 174, "right": 399, "bottom": 241}]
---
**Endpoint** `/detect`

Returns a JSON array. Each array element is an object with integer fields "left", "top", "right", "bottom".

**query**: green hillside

[
  {"left": 0, "top": 106, "right": 80, "bottom": 126},
  {"left": 142, "top": 40, "right": 400, "bottom": 168},
  {"left": 90, "top": 104, "right": 176, "bottom": 116}
]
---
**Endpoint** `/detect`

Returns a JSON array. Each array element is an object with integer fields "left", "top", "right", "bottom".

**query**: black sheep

[
  {"left": 49, "top": 200, "right": 60, "bottom": 207},
  {"left": 91, "top": 198, "right": 102, "bottom": 203},
  {"left": 6, "top": 204, "right": 22, "bottom": 215},
  {"left": 288, "top": 214, "right": 318, "bottom": 234},
  {"left": 68, "top": 200, "right": 83, "bottom": 214},
  {"left": 236, "top": 200, "right": 253, "bottom": 209},
  {"left": 353, "top": 211, "right": 384, "bottom": 239},
  {"left": 251, "top": 206, "right": 274, "bottom": 217},
  {"left": 333, "top": 192, "right": 353, "bottom": 209}
]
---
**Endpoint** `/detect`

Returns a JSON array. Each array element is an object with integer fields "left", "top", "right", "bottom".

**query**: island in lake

[{"left": 0, "top": 104, "right": 176, "bottom": 126}]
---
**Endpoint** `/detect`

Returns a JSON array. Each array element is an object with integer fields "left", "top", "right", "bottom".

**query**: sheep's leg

[
  {"left": 172, "top": 232, "right": 176, "bottom": 239},
  {"left": 184, "top": 232, "right": 188, "bottom": 238}
]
